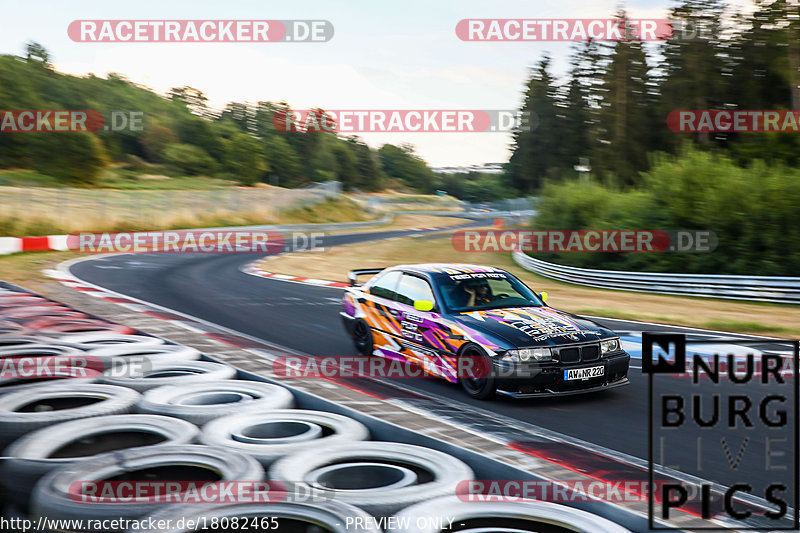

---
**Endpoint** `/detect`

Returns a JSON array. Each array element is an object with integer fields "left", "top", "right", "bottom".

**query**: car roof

[{"left": 389, "top": 263, "right": 507, "bottom": 276}]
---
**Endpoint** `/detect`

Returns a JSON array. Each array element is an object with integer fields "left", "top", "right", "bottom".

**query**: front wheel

[
  {"left": 351, "top": 318, "right": 374, "bottom": 356},
  {"left": 458, "top": 344, "right": 497, "bottom": 400}
]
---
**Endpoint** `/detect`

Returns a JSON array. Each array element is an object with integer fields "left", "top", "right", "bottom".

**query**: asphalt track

[{"left": 69, "top": 224, "right": 797, "bottom": 521}]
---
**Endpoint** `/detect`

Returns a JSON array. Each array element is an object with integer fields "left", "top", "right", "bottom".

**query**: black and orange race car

[{"left": 340, "top": 263, "right": 630, "bottom": 399}]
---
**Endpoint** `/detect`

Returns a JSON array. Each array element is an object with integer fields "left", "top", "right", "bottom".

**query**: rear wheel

[
  {"left": 352, "top": 319, "right": 374, "bottom": 356},
  {"left": 458, "top": 344, "right": 496, "bottom": 400}
]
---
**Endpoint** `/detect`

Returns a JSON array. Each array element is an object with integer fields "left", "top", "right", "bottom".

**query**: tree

[
  {"left": 348, "top": 137, "right": 384, "bottom": 191},
  {"left": 169, "top": 86, "right": 212, "bottom": 117},
  {"left": 506, "top": 56, "right": 562, "bottom": 192},
  {"left": 25, "top": 42, "right": 51, "bottom": 68},
  {"left": 31, "top": 133, "right": 107, "bottom": 185},
  {"left": 162, "top": 143, "right": 217, "bottom": 175},
  {"left": 263, "top": 135, "right": 303, "bottom": 186},
  {"left": 378, "top": 143, "right": 435, "bottom": 192},
  {"left": 330, "top": 141, "right": 359, "bottom": 189},
  {"left": 225, "top": 133, "right": 267, "bottom": 185},
  {"left": 591, "top": 12, "right": 656, "bottom": 186}
]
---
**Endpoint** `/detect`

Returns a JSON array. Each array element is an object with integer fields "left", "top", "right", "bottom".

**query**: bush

[
  {"left": 31, "top": 133, "right": 108, "bottom": 186},
  {"left": 530, "top": 147, "right": 800, "bottom": 275},
  {"left": 162, "top": 143, "right": 217, "bottom": 175}
]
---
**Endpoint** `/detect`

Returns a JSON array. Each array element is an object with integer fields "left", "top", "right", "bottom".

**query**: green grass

[
  {"left": 0, "top": 167, "right": 239, "bottom": 190},
  {"left": 701, "top": 320, "right": 792, "bottom": 334},
  {"left": 0, "top": 169, "right": 63, "bottom": 187}
]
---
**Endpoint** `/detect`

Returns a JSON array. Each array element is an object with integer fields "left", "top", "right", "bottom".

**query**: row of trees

[
  {"left": 0, "top": 45, "right": 439, "bottom": 191},
  {"left": 507, "top": 0, "right": 800, "bottom": 192}
]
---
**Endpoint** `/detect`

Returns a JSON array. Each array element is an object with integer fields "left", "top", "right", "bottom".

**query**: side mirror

[
  {"left": 414, "top": 300, "right": 434, "bottom": 312},
  {"left": 540, "top": 292, "right": 548, "bottom": 304}
]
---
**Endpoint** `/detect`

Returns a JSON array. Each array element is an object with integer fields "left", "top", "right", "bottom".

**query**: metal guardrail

[{"left": 512, "top": 251, "right": 800, "bottom": 304}]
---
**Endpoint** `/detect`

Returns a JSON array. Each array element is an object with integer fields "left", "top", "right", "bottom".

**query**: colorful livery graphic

[{"left": 340, "top": 263, "right": 630, "bottom": 399}]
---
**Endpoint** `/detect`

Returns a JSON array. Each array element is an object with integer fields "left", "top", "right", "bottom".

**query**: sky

[{"left": 0, "top": 0, "right": 753, "bottom": 166}]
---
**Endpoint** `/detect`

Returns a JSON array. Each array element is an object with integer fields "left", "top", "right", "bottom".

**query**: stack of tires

[{"left": 0, "top": 286, "right": 629, "bottom": 532}]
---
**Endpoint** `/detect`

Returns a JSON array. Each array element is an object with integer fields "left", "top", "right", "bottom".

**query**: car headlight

[
  {"left": 501, "top": 347, "right": 552, "bottom": 362},
  {"left": 601, "top": 338, "right": 621, "bottom": 355}
]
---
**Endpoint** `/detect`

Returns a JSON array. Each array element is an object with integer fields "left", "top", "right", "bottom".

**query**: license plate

[{"left": 564, "top": 365, "right": 604, "bottom": 381}]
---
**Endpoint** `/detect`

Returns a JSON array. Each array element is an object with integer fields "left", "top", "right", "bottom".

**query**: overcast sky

[{"left": 0, "top": 0, "right": 752, "bottom": 166}]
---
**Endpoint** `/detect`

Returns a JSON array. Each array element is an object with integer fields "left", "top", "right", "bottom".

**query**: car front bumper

[
  {"left": 340, "top": 311, "right": 357, "bottom": 336},
  {"left": 492, "top": 351, "right": 630, "bottom": 397}
]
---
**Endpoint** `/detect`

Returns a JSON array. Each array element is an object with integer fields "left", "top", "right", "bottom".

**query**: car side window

[
  {"left": 395, "top": 274, "right": 435, "bottom": 307},
  {"left": 368, "top": 270, "right": 402, "bottom": 301}
]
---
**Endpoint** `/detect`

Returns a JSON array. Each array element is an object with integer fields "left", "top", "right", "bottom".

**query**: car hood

[{"left": 454, "top": 306, "right": 614, "bottom": 348}]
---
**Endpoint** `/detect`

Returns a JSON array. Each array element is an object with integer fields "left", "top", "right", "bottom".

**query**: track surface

[{"left": 70, "top": 225, "right": 796, "bottom": 509}]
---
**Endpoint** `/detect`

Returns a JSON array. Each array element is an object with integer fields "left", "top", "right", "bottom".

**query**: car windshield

[{"left": 435, "top": 271, "right": 544, "bottom": 312}]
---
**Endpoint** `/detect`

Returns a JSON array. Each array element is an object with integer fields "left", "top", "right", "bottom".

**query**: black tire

[
  {"left": 100, "top": 360, "right": 237, "bottom": 392},
  {"left": 1, "top": 414, "right": 199, "bottom": 512},
  {"left": 136, "top": 380, "right": 295, "bottom": 425},
  {"left": 0, "top": 383, "right": 140, "bottom": 448},
  {"left": 458, "top": 344, "right": 497, "bottom": 400},
  {"left": 0, "top": 344, "right": 85, "bottom": 357},
  {"left": 351, "top": 318, "right": 374, "bottom": 356},
  {"left": 199, "top": 409, "right": 369, "bottom": 466},
  {"left": 0, "top": 336, "right": 56, "bottom": 349},
  {"left": 31, "top": 445, "right": 264, "bottom": 529},
  {"left": 269, "top": 441, "right": 474, "bottom": 516},
  {"left": 388, "top": 496, "right": 631, "bottom": 533},
  {"left": 54, "top": 333, "right": 165, "bottom": 350},
  {"left": 86, "top": 344, "right": 201, "bottom": 370},
  {"left": 125, "top": 501, "right": 382, "bottom": 533},
  {"left": 0, "top": 368, "right": 102, "bottom": 397},
  {"left": 0, "top": 344, "right": 103, "bottom": 395}
]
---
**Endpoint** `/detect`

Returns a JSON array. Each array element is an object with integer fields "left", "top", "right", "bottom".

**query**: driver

[{"left": 463, "top": 279, "right": 493, "bottom": 307}]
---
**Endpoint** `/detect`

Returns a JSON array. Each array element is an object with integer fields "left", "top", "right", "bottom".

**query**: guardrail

[{"left": 512, "top": 251, "right": 800, "bottom": 304}]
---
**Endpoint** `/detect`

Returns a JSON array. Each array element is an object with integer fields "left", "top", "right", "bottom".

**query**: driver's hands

[{"left": 464, "top": 286, "right": 476, "bottom": 296}]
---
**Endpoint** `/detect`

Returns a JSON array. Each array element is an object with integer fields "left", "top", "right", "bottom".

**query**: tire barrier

[
  {"left": 388, "top": 496, "right": 631, "bottom": 533},
  {"left": 5, "top": 308, "right": 88, "bottom": 320},
  {"left": 0, "top": 335, "right": 58, "bottom": 349},
  {"left": 0, "top": 343, "right": 85, "bottom": 357},
  {"left": 0, "top": 322, "right": 23, "bottom": 335},
  {"left": 100, "top": 360, "right": 237, "bottom": 392},
  {"left": 269, "top": 441, "right": 474, "bottom": 516},
  {"left": 199, "top": 409, "right": 370, "bottom": 466},
  {"left": 31, "top": 445, "right": 264, "bottom": 529},
  {"left": 0, "top": 368, "right": 102, "bottom": 397},
  {"left": 126, "top": 501, "right": 382, "bottom": 533},
  {"left": 54, "top": 333, "right": 164, "bottom": 350},
  {"left": 136, "top": 380, "right": 295, "bottom": 425},
  {"left": 0, "top": 383, "right": 140, "bottom": 447},
  {"left": 1, "top": 414, "right": 199, "bottom": 511},
  {"left": 86, "top": 344, "right": 201, "bottom": 370},
  {"left": 20, "top": 318, "right": 135, "bottom": 335},
  {"left": 0, "top": 285, "right": 632, "bottom": 532}
]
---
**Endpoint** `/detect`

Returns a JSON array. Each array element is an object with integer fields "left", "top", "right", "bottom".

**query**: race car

[{"left": 340, "top": 263, "right": 630, "bottom": 399}]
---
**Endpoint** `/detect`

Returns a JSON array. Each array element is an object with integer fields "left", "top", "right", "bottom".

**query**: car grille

[
  {"left": 556, "top": 343, "right": 600, "bottom": 363},
  {"left": 581, "top": 344, "right": 600, "bottom": 362}
]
